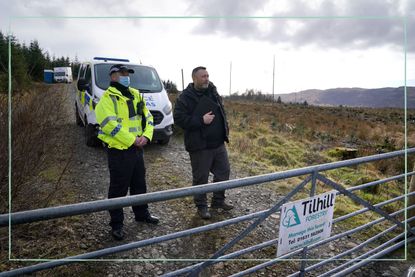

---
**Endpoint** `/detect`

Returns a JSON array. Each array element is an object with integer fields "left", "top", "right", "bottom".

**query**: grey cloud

[
  {"left": 2, "top": 0, "right": 142, "bottom": 17},
  {"left": 0, "top": 0, "right": 144, "bottom": 58},
  {"left": 186, "top": 0, "right": 269, "bottom": 39},
  {"left": 0, "top": 2, "right": 140, "bottom": 69},
  {"left": 186, "top": 0, "right": 414, "bottom": 52},
  {"left": 0, "top": 0, "right": 143, "bottom": 32},
  {"left": 186, "top": 0, "right": 269, "bottom": 16}
]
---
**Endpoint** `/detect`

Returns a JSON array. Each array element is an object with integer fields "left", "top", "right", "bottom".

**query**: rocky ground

[{"left": 2, "top": 84, "right": 414, "bottom": 276}]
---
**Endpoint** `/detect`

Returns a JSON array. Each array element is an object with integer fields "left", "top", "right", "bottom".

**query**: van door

[
  {"left": 76, "top": 64, "right": 87, "bottom": 119},
  {"left": 82, "top": 65, "right": 93, "bottom": 115}
]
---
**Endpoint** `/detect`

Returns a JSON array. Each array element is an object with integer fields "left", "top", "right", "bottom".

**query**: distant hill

[{"left": 275, "top": 87, "right": 415, "bottom": 108}]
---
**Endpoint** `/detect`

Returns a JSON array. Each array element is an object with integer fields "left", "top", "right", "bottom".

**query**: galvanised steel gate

[{"left": 1, "top": 148, "right": 414, "bottom": 276}]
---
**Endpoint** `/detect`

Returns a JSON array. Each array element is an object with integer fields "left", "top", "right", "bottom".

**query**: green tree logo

[{"left": 282, "top": 206, "right": 301, "bottom": 227}]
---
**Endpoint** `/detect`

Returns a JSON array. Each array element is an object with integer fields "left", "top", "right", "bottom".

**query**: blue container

[{"left": 43, "top": 70, "right": 54, "bottom": 83}]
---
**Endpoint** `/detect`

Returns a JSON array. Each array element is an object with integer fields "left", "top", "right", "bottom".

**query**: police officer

[
  {"left": 95, "top": 64, "right": 159, "bottom": 240},
  {"left": 174, "top": 66, "right": 234, "bottom": 219}
]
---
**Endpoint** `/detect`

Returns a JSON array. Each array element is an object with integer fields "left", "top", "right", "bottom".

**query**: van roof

[
  {"left": 93, "top": 57, "right": 130, "bottom": 62},
  {"left": 82, "top": 58, "right": 153, "bottom": 68}
]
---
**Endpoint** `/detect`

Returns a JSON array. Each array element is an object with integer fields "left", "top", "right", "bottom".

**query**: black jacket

[{"left": 174, "top": 82, "right": 229, "bottom": 152}]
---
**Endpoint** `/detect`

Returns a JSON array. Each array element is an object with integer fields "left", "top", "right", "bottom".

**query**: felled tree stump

[{"left": 328, "top": 147, "right": 358, "bottom": 160}]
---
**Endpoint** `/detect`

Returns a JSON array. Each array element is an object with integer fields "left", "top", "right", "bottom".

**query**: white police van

[{"left": 75, "top": 57, "right": 174, "bottom": 146}]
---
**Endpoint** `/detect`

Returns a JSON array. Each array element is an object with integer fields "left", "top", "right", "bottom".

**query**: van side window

[
  {"left": 85, "top": 66, "right": 92, "bottom": 84},
  {"left": 79, "top": 64, "right": 86, "bottom": 79},
  {"left": 85, "top": 66, "right": 93, "bottom": 95}
]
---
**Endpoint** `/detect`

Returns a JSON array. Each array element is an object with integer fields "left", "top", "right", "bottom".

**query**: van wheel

[
  {"left": 75, "top": 105, "right": 84, "bottom": 126},
  {"left": 85, "top": 123, "right": 100, "bottom": 147},
  {"left": 158, "top": 137, "right": 170, "bottom": 145}
]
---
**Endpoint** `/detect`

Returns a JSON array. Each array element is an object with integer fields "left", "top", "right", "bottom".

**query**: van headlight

[{"left": 163, "top": 102, "right": 172, "bottom": 115}]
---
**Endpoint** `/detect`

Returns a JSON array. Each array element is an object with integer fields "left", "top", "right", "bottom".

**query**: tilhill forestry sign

[{"left": 277, "top": 191, "right": 336, "bottom": 257}]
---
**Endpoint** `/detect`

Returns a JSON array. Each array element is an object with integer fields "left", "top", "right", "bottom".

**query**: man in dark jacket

[{"left": 174, "top": 66, "right": 233, "bottom": 219}]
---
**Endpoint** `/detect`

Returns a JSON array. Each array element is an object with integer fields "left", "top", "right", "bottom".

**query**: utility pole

[
  {"left": 229, "top": 61, "right": 232, "bottom": 96},
  {"left": 272, "top": 54, "right": 275, "bottom": 103},
  {"left": 181, "top": 68, "right": 184, "bottom": 91}
]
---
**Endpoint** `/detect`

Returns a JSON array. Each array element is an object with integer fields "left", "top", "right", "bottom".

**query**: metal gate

[{"left": 1, "top": 148, "right": 414, "bottom": 276}]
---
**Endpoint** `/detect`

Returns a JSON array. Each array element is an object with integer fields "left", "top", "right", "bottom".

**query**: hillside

[{"left": 275, "top": 86, "right": 415, "bottom": 108}]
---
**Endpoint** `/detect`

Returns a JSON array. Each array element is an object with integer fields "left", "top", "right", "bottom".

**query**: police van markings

[{"left": 144, "top": 95, "right": 156, "bottom": 108}]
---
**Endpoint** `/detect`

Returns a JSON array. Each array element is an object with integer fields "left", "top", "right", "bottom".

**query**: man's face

[{"left": 193, "top": 69, "right": 209, "bottom": 90}]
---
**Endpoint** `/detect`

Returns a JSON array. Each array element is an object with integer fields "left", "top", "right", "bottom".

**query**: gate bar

[
  {"left": 0, "top": 209, "right": 268, "bottom": 277},
  {"left": 324, "top": 233, "right": 415, "bottom": 277},
  {"left": 288, "top": 216, "right": 415, "bottom": 277},
  {"left": 317, "top": 174, "right": 415, "bottom": 236},
  {"left": 222, "top": 207, "right": 414, "bottom": 277},
  {"left": 2, "top": 149, "right": 413, "bottom": 227},
  {"left": 332, "top": 236, "right": 415, "bottom": 277},
  {"left": 187, "top": 176, "right": 311, "bottom": 276},
  {"left": 164, "top": 205, "right": 415, "bottom": 277},
  {"left": 333, "top": 191, "right": 415, "bottom": 224}
]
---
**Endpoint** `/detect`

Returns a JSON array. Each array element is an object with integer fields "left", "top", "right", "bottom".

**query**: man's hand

[
  {"left": 203, "top": 111, "right": 215, "bottom": 125},
  {"left": 134, "top": 136, "right": 148, "bottom": 147}
]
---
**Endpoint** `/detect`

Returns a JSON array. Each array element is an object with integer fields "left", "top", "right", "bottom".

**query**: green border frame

[{"left": 7, "top": 15, "right": 409, "bottom": 265}]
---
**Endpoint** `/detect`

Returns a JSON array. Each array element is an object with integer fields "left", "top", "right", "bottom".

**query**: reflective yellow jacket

[{"left": 95, "top": 86, "right": 154, "bottom": 150}]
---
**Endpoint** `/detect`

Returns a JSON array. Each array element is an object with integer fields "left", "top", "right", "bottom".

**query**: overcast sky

[{"left": 1, "top": 0, "right": 414, "bottom": 94}]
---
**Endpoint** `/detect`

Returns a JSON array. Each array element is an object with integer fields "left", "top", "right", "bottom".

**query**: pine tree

[
  {"left": 26, "top": 40, "right": 46, "bottom": 81},
  {"left": 162, "top": 79, "right": 179, "bottom": 94}
]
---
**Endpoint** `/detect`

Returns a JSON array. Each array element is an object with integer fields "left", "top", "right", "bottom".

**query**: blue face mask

[{"left": 118, "top": 76, "right": 130, "bottom": 87}]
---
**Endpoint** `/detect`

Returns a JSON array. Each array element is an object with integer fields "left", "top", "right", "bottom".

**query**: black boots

[
  {"left": 135, "top": 214, "right": 160, "bottom": 224},
  {"left": 197, "top": 207, "right": 212, "bottom": 219},
  {"left": 111, "top": 228, "right": 125, "bottom": 240},
  {"left": 211, "top": 201, "right": 234, "bottom": 211},
  {"left": 111, "top": 213, "right": 159, "bottom": 240}
]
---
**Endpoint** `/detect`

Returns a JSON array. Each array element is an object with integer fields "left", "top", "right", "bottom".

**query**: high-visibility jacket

[{"left": 95, "top": 86, "right": 154, "bottom": 150}]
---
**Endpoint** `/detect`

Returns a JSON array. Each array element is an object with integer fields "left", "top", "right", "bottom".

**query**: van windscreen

[{"left": 94, "top": 64, "right": 162, "bottom": 93}]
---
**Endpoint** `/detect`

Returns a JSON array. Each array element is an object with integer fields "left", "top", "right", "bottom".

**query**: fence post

[{"left": 409, "top": 163, "right": 415, "bottom": 228}]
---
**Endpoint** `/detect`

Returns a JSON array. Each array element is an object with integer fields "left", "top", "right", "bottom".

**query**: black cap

[{"left": 109, "top": 64, "right": 135, "bottom": 75}]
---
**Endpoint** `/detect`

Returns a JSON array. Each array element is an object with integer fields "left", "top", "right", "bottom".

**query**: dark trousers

[
  {"left": 189, "top": 144, "right": 230, "bottom": 208},
  {"left": 107, "top": 146, "right": 148, "bottom": 230}
]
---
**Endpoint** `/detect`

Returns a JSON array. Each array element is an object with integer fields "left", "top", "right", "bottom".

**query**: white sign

[{"left": 277, "top": 191, "right": 336, "bottom": 257}]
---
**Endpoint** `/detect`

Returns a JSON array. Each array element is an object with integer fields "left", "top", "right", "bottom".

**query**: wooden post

[
  {"left": 181, "top": 68, "right": 184, "bottom": 91},
  {"left": 229, "top": 61, "right": 232, "bottom": 96},
  {"left": 272, "top": 54, "right": 275, "bottom": 103}
]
